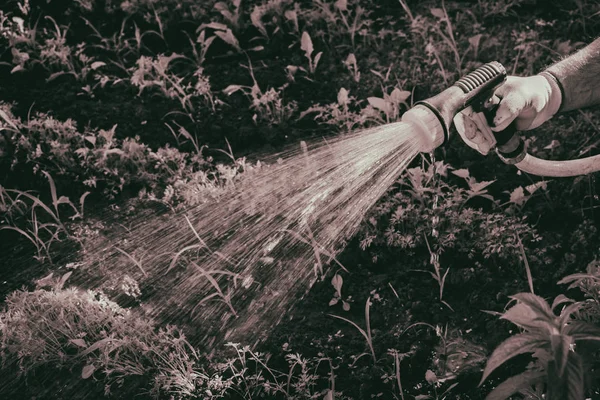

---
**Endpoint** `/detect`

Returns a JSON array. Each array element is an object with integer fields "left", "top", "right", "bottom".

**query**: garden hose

[{"left": 403, "top": 61, "right": 600, "bottom": 178}]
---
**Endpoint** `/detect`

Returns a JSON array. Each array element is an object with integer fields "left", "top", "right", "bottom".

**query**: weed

[
  {"left": 129, "top": 53, "right": 215, "bottom": 113},
  {"left": 329, "top": 296, "right": 376, "bottom": 363},
  {"left": 343, "top": 53, "right": 360, "bottom": 83},
  {"left": 0, "top": 276, "right": 225, "bottom": 398},
  {"left": 223, "top": 61, "right": 297, "bottom": 126},
  {"left": 0, "top": 172, "right": 86, "bottom": 262},
  {"left": 300, "top": 31, "right": 322, "bottom": 76}
]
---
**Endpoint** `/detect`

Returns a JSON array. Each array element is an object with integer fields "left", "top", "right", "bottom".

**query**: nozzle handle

[{"left": 482, "top": 97, "right": 526, "bottom": 163}]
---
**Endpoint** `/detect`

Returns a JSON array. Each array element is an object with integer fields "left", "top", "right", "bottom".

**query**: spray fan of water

[{"left": 80, "top": 121, "right": 422, "bottom": 348}]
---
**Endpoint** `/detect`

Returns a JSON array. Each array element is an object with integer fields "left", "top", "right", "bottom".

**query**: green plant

[{"left": 480, "top": 292, "right": 600, "bottom": 399}]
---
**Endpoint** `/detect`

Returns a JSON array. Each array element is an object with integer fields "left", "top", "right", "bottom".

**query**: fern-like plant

[{"left": 480, "top": 292, "right": 600, "bottom": 400}]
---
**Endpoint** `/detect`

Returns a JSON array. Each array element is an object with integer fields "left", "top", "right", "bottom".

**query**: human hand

[{"left": 489, "top": 74, "right": 562, "bottom": 132}]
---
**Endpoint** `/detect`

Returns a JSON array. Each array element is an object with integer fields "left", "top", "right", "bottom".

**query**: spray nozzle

[{"left": 404, "top": 61, "right": 522, "bottom": 158}]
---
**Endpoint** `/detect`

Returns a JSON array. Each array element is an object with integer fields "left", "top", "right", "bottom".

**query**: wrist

[{"left": 538, "top": 71, "right": 564, "bottom": 115}]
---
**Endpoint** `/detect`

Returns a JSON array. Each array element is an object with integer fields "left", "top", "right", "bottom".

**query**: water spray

[{"left": 403, "top": 61, "right": 600, "bottom": 177}]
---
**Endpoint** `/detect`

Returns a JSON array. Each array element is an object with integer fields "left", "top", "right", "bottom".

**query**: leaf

[
  {"left": 342, "top": 301, "right": 350, "bottom": 311},
  {"left": 57, "top": 271, "right": 73, "bottom": 290},
  {"left": 451, "top": 168, "right": 470, "bottom": 179},
  {"left": 11, "top": 65, "right": 24, "bottom": 74},
  {"left": 301, "top": 31, "right": 313, "bottom": 57},
  {"left": 468, "top": 34, "right": 482, "bottom": 49},
  {"left": 510, "top": 293, "right": 555, "bottom": 321},
  {"left": 223, "top": 85, "right": 244, "bottom": 96},
  {"left": 47, "top": 71, "right": 68, "bottom": 81},
  {"left": 82, "top": 364, "right": 95, "bottom": 379},
  {"left": 565, "top": 352, "right": 584, "bottom": 400},
  {"left": 425, "top": 369, "right": 438, "bottom": 384},
  {"left": 565, "top": 320, "right": 600, "bottom": 342},
  {"left": 0, "top": 109, "right": 20, "bottom": 132},
  {"left": 501, "top": 303, "right": 550, "bottom": 331},
  {"left": 198, "top": 22, "right": 229, "bottom": 32},
  {"left": 509, "top": 186, "right": 526, "bottom": 205},
  {"left": 550, "top": 334, "right": 572, "bottom": 378},
  {"left": 337, "top": 88, "right": 349, "bottom": 106},
  {"left": 558, "top": 302, "right": 583, "bottom": 327},
  {"left": 525, "top": 181, "right": 547, "bottom": 195},
  {"left": 551, "top": 294, "right": 574, "bottom": 311},
  {"left": 344, "top": 53, "right": 357, "bottom": 66},
  {"left": 70, "top": 338, "right": 87, "bottom": 348},
  {"left": 484, "top": 370, "right": 545, "bottom": 400},
  {"left": 367, "top": 97, "right": 391, "bottom": 115},
  {"left": 250, "top": 7, "right": 268, "bottom": 37},
  {"left": 84, "top": 135, "right": 97, "bottom": 146},
  {"left": 331, "top": 273, "right": 343, "bottom": 294},
  {"left": 214, "top": 29, "right": 241, "bottom": 52},
  {"left": 334, "top": 0, "right": 348, "bottom": 11},
  {"left": 430, "top": 8, "right": 445, "bottom": 19},
  {"left": 313, "top": 52, "right": 323, "bottom": 70},
  {"left": 479, "top": 332, "right": 545, "bottom": 384},
  {"left": 390, "top": 88, "right": 411, "bottom": 104},
  {"left": 90, "top": 61, "right": 105, "bottom": 70},
  {"left": 544, "top": 139, "right": 561, "bottom": 150},
  {"left": 329, "top": 298, "right": 339, "bottom": 306},
  {"left": 469, "top": 180, "right": 495, "bottom": 194}
]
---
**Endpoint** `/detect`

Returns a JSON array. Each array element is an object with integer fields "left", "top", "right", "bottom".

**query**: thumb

[{"left": 490, "top": 90, "right": 527, "bottom": 132}]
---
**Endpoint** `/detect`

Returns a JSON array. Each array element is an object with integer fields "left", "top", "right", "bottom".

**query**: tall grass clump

[{"left": 0, "top": 273, "right": 229, "bottom": 399}]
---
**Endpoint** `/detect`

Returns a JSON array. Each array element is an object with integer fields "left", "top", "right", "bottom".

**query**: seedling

[
  {"left": 343, "top": 53, "right": 360, "bottom": 83},
  {"left": 329, "top": 297, "right": 376, "bottom": 362},
  {"left": 300, "top": 31, "right": 322, "bottom": 75}
]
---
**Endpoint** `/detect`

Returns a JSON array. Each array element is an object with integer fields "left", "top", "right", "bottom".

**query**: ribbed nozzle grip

[{"left": 453, "top": 62, "right": 507, "bottom": 106}]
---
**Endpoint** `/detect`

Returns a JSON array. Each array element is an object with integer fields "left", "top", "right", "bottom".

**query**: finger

[{"left": 490, "top": 90, "right": 527, "bottom": 132}]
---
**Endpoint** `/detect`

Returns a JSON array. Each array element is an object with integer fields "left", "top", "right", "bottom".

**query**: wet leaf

[
  {"left": 451, "top": 168, "right": 470, "bottom": 179},
  {"left": 331, "top": 273, "right": 343, "bottom": 294},
  {"left": 509, "top": 186, "right": 526, "bottom": 206},
  {"left": 337, "top": 88, "right": 349, "bottom": 106},
  {"left": 70, "top": 338, "right": 87, "bottom": 348},
  {"left": 301, "top": 31, "right": 313, "bottom": 57},
  {"left": 390, "top": 88, "right": 411, "bottom": 103},
  {"left": 368, "top": 97, "right": 390, "bottom": 115},
  {"left": 82, "top": 364, "right": 95, "bottom": 379},
  {"left": 430, "top": 8, "right": 445, "bottom": 19},
  {"left": 425, "top": 369, "right": 438, "bottom": 384},
  {"left": 91, "top": 61, "right": 105, "bottom": 70},
  {"left": 335, "top": 0, "right": 348, "bottom": 11},
  {"left": 223, "top": 85, "right": 244, "bottom": 96}
]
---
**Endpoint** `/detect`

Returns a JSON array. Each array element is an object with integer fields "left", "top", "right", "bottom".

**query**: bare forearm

[{"left": 545, "top": 38, "right": 600, "bottom": 112}]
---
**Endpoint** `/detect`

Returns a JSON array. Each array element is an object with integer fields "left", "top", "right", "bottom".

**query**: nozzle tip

[{"left": 402, "top": 105, "right": 446, "bottom": 153}]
